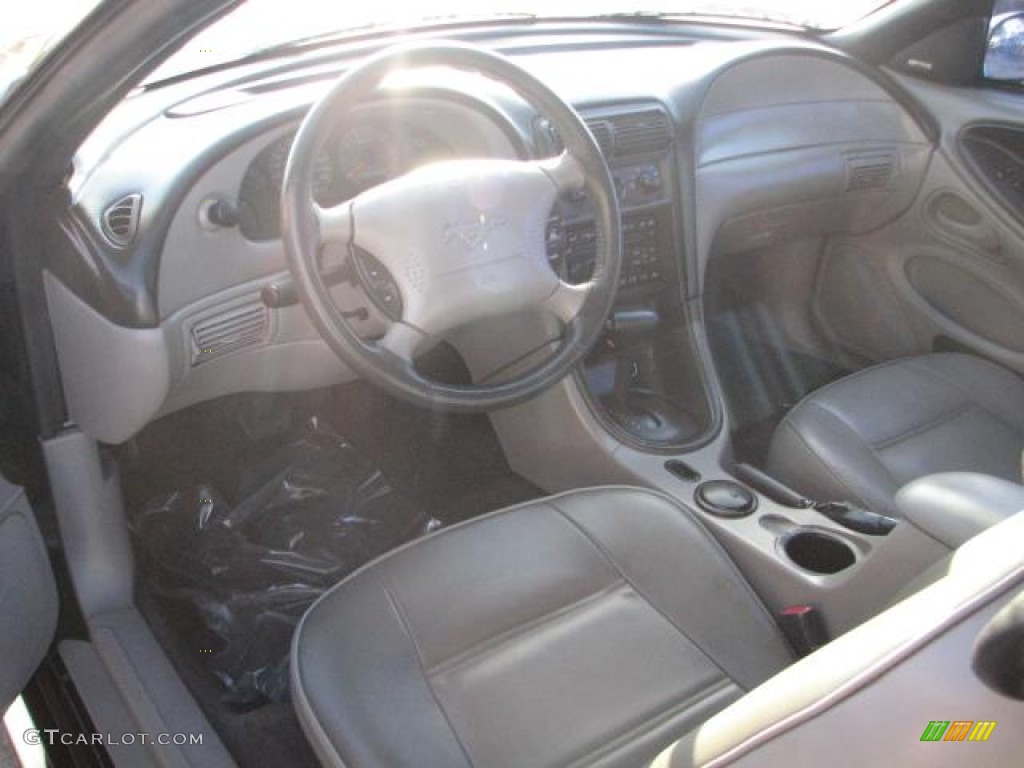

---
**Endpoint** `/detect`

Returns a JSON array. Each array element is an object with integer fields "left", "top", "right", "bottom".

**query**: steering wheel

[{"left": 282, "top": 42, "right": 621, "bottom": 412}]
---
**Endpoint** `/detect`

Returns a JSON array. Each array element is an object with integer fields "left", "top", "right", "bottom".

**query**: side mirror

[{"left": 985, "top": 12, "right": 1024, "bottom": 81}]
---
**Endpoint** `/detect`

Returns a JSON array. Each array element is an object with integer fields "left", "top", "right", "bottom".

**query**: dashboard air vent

[
  {"left": 585, "top": 120, "right": 614, "bottom": 157},
  {"left": 190, "top": 304, "right": 269, "bottom": 365},
  {"left": 101, "top": 193, "right": 142, "bottom": 248},
  {"left": 846, "top": 152, "right": 897, "bottom": 193},
  {"left": 609, "top": 110, "right": 671, "bottom": 156}
]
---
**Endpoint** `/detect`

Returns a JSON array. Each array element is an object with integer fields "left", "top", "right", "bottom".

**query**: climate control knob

[{"left": 636, "top": 169, "right": 662, "bottom": 192}]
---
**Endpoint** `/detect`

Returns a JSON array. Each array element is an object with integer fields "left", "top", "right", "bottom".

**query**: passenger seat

[{"left": 766, "top": 353, "right": 1024, "bottom": 518}]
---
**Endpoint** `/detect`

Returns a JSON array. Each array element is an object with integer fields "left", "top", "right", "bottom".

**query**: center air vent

[
  {"left": 101, "top": 193, "right": 142, "bottom": 248},
  {"left": 846, "top": 152, "right": 897, "bottom": 192},
  {"left": 540, "top": 108, "right": 671, "bottom": 160},
  {"left": 190, "top": 304, "right": 269, "bottom": 365},
  {"left": 609, "top": 110, "right": 671, "bottom": 156},
  {"left": 585, "top": 120, "right": 614, "bottom": 157}
]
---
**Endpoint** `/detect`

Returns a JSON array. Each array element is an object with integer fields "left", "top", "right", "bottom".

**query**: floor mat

[
  {"left": 123, "top": 385, "right": 542, "bottom": 766},
  {"left": 131, "top": 415, "right": 438, "bottom": 708}
]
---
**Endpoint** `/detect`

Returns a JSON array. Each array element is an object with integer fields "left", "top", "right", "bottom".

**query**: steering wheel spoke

[
  {"left": 377, "top": 321, "right": 427, "bottom": 364},
  {"left": 314, "top": 201, "right": 354, "bottom": 245},
  {"left": 533, "top": 151, "right": 586, "bottom": 195},
  {"left": 544, "top": 279, "right": 589, "bottom": 325}
]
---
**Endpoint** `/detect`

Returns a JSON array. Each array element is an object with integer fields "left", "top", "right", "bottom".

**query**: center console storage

[
  {"left": 614, "top": 448, "right": 960, "bottom": 637},
  {"left": 781, "top": 529, "right": 857, "bottom": 575},
  {"left": 676, "top": 469, "right": 950, "bottom": 636}
]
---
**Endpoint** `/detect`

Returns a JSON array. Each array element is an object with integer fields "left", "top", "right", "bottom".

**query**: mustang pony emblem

[{"left": 443, "top": 214, "right": 508, "bottom": 251}]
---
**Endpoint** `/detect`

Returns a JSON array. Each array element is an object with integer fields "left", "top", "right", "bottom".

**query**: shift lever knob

[{"left": 606, "top": 308, "right": 659, "bottom": 338}]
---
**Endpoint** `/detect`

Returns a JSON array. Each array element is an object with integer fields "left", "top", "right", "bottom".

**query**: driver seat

[{"left": 291, "top": 487, "right": 1024, "bottom": 767}]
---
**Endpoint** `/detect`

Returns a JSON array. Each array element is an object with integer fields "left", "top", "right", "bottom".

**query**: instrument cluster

[{"left": 238, "top": 120, "right": 452, "bottom": 241}]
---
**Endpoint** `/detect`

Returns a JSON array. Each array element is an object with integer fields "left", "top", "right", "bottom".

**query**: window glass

[{"left": 986, "top": 0, "right": 1024, "bottom": 82}]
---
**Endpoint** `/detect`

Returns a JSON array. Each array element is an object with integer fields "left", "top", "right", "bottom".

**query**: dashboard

[{"left": 47, "top": 28, "right": 934, "bottom": 444}]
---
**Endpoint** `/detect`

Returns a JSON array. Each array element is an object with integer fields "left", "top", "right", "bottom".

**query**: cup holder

[{"left": 782, "top": 529, "right": 856, "bottom": 575}]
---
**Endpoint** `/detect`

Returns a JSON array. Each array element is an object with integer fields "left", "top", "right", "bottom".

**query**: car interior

[{"left": 1, "top": 0, "right": 1024, "bottom": 765}]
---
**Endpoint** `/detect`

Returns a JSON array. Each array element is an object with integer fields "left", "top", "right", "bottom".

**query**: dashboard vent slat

[
  {"left": 101, "top": 193, "right": 142, "bottom": 248},
  {"left": 585, "top": 120, "right": 614, "bottom": 158},
  {"left": 191, "top": 304, "right": 269, "bottom": 365},
  {"left": 846, "top": 152, "right": 897, "bottom": 193},
  {"left": 609, "top": 110, "right": 671, "bottom": 156}
]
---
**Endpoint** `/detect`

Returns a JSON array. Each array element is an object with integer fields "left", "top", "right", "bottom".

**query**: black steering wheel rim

[{"left": 282, "top": 41, "right": 621, "bottom": 412}]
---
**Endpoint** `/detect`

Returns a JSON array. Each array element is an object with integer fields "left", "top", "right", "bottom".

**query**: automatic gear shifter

[{"left": 600, "top": 309, "right": 698, "bottom": 444}]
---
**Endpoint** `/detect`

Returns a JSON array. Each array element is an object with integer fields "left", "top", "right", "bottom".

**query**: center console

[
  {"left": 615, "top": 447, "right": 955, "bottom": 639},
  {"left": 544, "top": 105, "right": 712, "bottom": 449}
]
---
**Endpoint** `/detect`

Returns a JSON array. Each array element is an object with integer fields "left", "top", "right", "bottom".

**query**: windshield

[
  {"left": 0, "top": 1, "right": 103, "bottom": 102},
  {"left": 151, "top": 0, "right": 895, "bottom": 81},
  {"left": 2, "top": 1, "right": 894, "bottom": 103}
]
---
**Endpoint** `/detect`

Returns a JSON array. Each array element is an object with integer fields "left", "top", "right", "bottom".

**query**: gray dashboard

[
  {"left": 46, "top": 37, "right": 935, "bottom": 444},
  {"left": 694, "top": 51, "right": 932, "bottom": 289},
  {"left": 158, "top": 97, "right": 517, "bottom": 317}
]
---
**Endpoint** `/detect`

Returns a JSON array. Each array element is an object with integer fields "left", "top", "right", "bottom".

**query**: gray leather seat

[
  {"left": 291, "top": 486, "right": 1024, "bottom": 767},
  {"left": 766, "top": 353, "right": 1024, "bottom": 517},
  {"left": 291, "top": 487, "right": 793, "bottom": 768}
]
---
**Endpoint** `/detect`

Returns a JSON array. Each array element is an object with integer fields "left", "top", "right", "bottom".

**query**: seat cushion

[
  {"left": 291, "top": 487, "right": 792, "bottom": 768},
  {"left": 766, "top": 353, "right": 1024, "bottom": 517}
]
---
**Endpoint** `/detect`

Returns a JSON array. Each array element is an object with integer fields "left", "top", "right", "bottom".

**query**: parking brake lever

[
  {"left": 812, "top": 502, "right": 898, "bottom": 536},
  {"left": 732, "top": 462, "right": 897, "bottom": 536}
]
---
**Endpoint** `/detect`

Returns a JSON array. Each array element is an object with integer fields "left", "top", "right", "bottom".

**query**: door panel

[
  {"left": 0, "top": 472, "right": 57, "bottom": 711},
  {"left": 905, "top": 252, "right": 1024, "bottom": 352},
  {"left": 813, "top": 74, "right": 1024, "bottom": 376},
  {"left": 959, "top": 123, "right": 1024, "bottom": 226}
]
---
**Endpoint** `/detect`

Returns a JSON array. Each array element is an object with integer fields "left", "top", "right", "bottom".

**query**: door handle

[{"left": 926, "top": 192, "right": 1003, "bottom": 261}]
